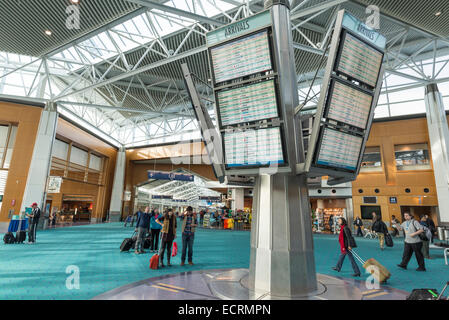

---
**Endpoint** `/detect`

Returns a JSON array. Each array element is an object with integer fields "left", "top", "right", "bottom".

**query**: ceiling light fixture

[
  {"left": 435, "top": 11, "right": 442, "bottom": 16},
  {"left": 70, "top": 0, "right": 80, "bottom": 4},
  {"left": 44, "top": 30, "right": 52, "bottom": 36}
]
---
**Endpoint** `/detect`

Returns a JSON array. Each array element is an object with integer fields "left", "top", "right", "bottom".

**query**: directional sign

[{"left": 148, "top": 171, "right": 194, "bottom": 182}]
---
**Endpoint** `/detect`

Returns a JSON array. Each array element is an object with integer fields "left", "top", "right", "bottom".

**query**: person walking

[
  {"left": 134, "top": 207, "right": 151, "bottom": 255},
  {"left": 424, "top": 214, "right": 436, "bottom": 243},
  {"left": 26, "top": 203, "right": 41, "bottom": 244},
  {"left": 391, "top": 215, "right": 400, "bottom": 237},
  {"left": 419, "top": 216, "right": 432, "bottom": 259},
  {"left": 397, "top": 212, "right": 426, "bottom": 271},
  {"left": 328, "top": 215, "right": 334, "bottom": 233},
  {"left": 332, "top": 217, "right": 361, "bottom": 277},
  {"left": 149, "top": 209, "right": 162, "bottom": 253},
  {"left": 180, "top": 206, "right": 197, "bottom": 266},
  {"left": 354, "top": 216, "right": 364, "bottom": 237},
  {"left": 371, "top": 212, "right": 388, "bottom": 250},
  {"left": 156, "top": 208, "right": 177, "bottom": 267}
]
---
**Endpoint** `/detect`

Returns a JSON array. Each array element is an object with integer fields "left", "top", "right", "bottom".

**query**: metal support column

[
  {"left": 425, "top": 83, "right": 449, "bottom": 226},
  {"left": 248, "top": 0, "right": 317, "bottom": 297}
]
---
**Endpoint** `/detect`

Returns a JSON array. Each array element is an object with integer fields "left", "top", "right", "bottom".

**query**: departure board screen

[
  {"left": 326, "top": 80, "right": 373, "bottom": 129},
  {"left": 224, "top": 127, "right": 284, "bottom": 168},
  {"left": 336, "top": 32, "right": 383, "bottom": 87},
  {"left": 210, "top": 31, "right": 272, "bottom": 83},
  {"left": 316, "top": 127, "right": 363, "bottom": 171},
  {"left": 217, "top": 80, "right": 278, "bottom": 126}
]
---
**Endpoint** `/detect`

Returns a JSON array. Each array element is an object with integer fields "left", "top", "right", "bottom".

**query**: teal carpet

[{"left": 0, "top": 223, "right": 447, "bottom": 300}]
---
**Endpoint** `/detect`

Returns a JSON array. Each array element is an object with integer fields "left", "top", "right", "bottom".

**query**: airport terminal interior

[{"left": 1, "top": 0, "right": 449, "bottom": 302}]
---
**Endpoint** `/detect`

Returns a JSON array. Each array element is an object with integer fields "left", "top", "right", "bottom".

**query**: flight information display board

[
  {"left": 224, "top": 127, "right": 284, "bottom": 168},
  {"left": 217, "top": 80, "right": 278, "bottom": 126},
  {"left": 316, "top": 127, "right": 363, "bottom": 172},
  {"left": 326, "top": 80, "right": 373, "bottom": 129},
  {"left": 210, "top": 30, "right": 272, "bottom": 84},
  {"left": 336, "top": 32, "right": 383, "bottom": 87}
]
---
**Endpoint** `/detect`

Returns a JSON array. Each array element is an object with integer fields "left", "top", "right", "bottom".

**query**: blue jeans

[
  {"left": 335, "top": 251, "right": 361, "bottom": 275},
  {"left": 181, "top": 233, "right": 195, "bottom": 263}
]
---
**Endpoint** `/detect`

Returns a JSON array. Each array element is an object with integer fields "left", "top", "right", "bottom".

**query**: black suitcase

[
  {"left": 120, "top": 232, "right": 137, "bottom": 252},
  {"left": 406, "top": 289, "right": 439, "bottom": 300},
  {"left": 3, "top": 232, "right": 16, "bottom": 244},
  {"left": 385, "top": 233, "right": 394, "bottom": 247},
  {"left": 16, "top": 231, "right": 26, "bottom": 244},
  {"left": 143, "top": 237, "right": 151, "bottom": 249}
]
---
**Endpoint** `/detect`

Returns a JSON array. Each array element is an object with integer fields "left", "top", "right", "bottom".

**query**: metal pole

[
  {"left": 424, "top": 83, "right": 449, "bottom": 227},
  {"left": 248, "top": 0, "right": 317, "bottom": 297}
]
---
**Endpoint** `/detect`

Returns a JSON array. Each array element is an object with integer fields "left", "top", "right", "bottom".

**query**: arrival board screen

[
  {"left": 217, "top": 80, "right": 278, "bottom": 126},
  {"left": 210, "top": 31, "right": 272, "bottom": 84},
  {"left": 326, "top": 80, "right": 373, "bottom": 129},
  {"left": 336, "top": 32, "right": 383, "bottom": 87},
  {"left": 224, "top": 127, "right": 284, "bottom": 168},
  {"left": 316, "top": 127, "right": 363, "bottom": 171}
]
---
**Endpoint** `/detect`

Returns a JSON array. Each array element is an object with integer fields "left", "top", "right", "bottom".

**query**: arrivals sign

[
  {"left": 206, "top": 10, "right": 271, "bottom": 46},
  {"left": 341, "top": 12, "right": 386, "bottom": 49}
]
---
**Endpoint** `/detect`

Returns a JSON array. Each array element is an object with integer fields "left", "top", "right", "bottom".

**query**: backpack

[
  {"left": 3, "top": 232, "right": 15, "bottom": 244},
  {"left": 344, "top": 227, "right": 357, "bottom": 248},
  {"left": 413, "top": 220, "right": 431, "bottom": 241}
]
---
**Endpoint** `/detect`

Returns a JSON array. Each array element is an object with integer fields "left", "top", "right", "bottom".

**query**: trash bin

[
  {"left": 438, "top": 227, "right": 445, "bottom": 241},
  {"left": 444, "top": 229, "right": 449, "bottom": 241}
]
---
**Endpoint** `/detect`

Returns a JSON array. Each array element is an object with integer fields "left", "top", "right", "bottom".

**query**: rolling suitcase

[
  {"left": 384, "top": 233, "right": 394, "bottom": 247},
  {"left": 351, "top": 250, "right": 391, "bottom": 283},
  {"left": 16, "top": 231, "right": 26, "bottom": 244},
  {"left": 120, "top": 231, "right": 137, "bottom": 252},
  {"left": 143, "top": 236, "right": 151, "bottom": 249}
]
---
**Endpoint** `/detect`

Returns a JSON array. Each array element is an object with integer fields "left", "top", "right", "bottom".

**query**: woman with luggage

[
  {"left": 156, "top": 208, "right": 177, "bottom": 267},
  {"left": 332, "top": 217, "right": 361, "bottom": 277}
]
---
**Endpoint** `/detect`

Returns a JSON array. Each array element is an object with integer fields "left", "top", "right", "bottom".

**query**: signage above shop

[
  {"left": 148, "top": 171, "right": 194, "bottom": 182},
  {"left": 47, "top": 176, "right": 62, "bottom": 194}
]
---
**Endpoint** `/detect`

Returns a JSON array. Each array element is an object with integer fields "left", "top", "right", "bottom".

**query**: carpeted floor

[{"left": 0, "top": 223, "right": 447, "bottom": 300}]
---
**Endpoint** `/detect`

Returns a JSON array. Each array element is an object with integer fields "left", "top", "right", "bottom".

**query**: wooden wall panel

[
  {"left": 352, "top": 116, "right": 441, "bottom": 226},
  {"left": 0, "top": 102, "right": 42, "bottom": 222},
  {"left": 54, "top": 118, "right": 118, "bottom": 221}
]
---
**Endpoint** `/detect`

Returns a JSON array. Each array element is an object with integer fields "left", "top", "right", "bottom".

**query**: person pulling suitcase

[
  {"left": 26, "top": 203, "right": 41, "bottom": 244},
  {"left": 332, "top": 217, "right": 361, "bottom": 277}
]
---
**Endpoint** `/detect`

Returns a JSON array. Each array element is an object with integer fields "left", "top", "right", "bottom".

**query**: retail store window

[
  {"left": 360, "top": 146, "right": 382, "bottom": 172},
  {"left": 395, "top": 143, "right": 431, "bottom": 170}
]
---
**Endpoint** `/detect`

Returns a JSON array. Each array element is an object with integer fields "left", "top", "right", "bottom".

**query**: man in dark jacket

[
  {"left": 372, "top": 213, "right": 388, "bottom": 250},
  {"left": 424, "top": 214, "right": 436, "bottom": 243},
  {"left": 354, "top": 216, "right": 364, "bottom": 237},
  {"left": 134, "top": 207, "right": 151, "bottom": 254},
  {"left": 181, "top": 206, "right": 197, "bottom": 266},
  {"left": 26, "top": 202, "right": 41, "bottom": 244}
]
